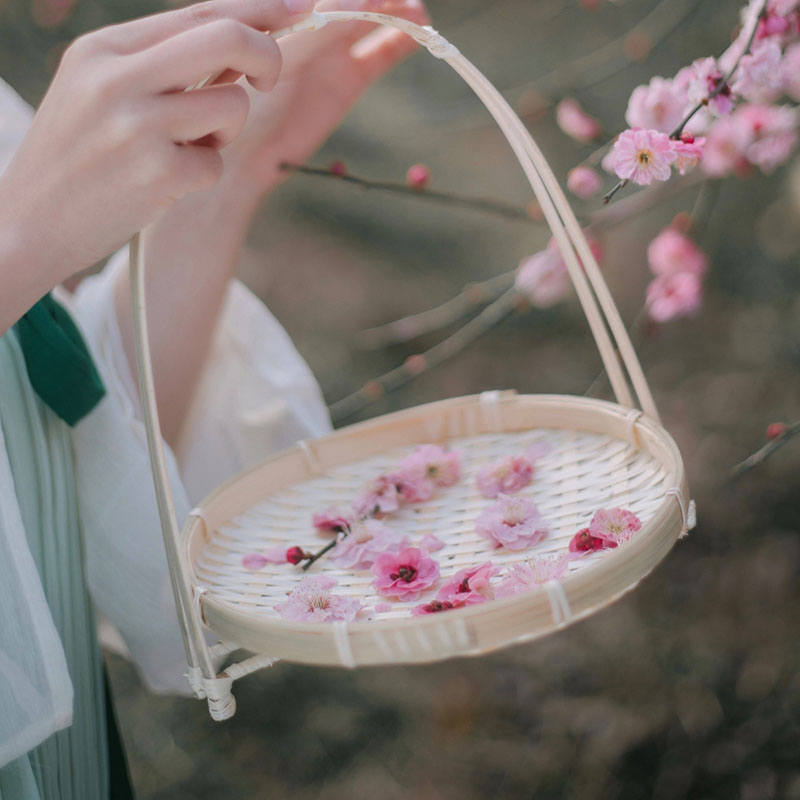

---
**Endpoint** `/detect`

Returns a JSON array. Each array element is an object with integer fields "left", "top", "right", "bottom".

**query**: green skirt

[{"left": 0, "top": 332, "right": 108, "bottom": 800}]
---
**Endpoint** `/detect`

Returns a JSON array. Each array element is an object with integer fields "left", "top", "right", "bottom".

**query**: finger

[
  {"left": 100, "top": 0, "right": 314, "bottom": 54},
  {"left": 159, "top": 83, "right": 250, "bottom": 147},
  {"left": 170, "top": 142, "right": 224, "bottom": 196},
  {"left": 131, "top": 19, "right": 282, "bottom": 92}
]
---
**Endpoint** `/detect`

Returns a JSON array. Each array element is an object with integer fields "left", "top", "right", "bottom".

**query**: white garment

[{"left": 0, "top": 76, "right": 331, "bottom": 765}]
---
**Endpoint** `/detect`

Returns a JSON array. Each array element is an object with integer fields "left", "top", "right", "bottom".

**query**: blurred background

[{"left": 2, "top": 0, "right": 800, "bottom": 797}]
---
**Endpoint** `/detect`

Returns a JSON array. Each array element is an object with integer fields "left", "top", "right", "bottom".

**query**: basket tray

[{"left": 184, "top": 393, "right": 687, "bottom": 667}]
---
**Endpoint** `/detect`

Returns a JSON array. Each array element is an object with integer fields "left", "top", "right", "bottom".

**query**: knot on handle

[{"left": 415, "top": 25, "right": 460, "bottom": 59}]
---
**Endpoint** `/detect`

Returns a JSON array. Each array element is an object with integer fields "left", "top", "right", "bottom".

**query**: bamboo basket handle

[{"left": 129, "top": 11, "right": 661, "bottom": 684}]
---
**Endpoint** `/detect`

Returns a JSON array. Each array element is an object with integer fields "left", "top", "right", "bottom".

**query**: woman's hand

[
  {"left": 0, "top": 0, "right": 314, "bottom": 331},
  {"left": 220, "top": 0, "right": 430, "bottom": 208}
]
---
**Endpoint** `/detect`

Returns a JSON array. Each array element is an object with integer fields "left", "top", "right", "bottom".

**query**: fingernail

[{"left": 284, "top": 0, "right": 314, "bottom": 13}]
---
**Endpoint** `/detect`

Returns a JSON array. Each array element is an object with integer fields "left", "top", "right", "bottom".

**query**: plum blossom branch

[
  {"left": 280, "top": 162, "right": 535, "bottom": 224},
  {"left": 356, "top": 172, "right": 700, "bottom": 349},
  {"left": 669, "top": 0, "right": 768, "bottom": 140},
  {"left": 602, "top": 0, "right": 768, "bottom": 205},
  {"left": 730, "top": 421, "right": 800, "bottom": 478}
]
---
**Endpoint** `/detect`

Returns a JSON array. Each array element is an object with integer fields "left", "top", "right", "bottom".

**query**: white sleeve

[{"left": 68, "top": 250, "right": 331, "bottom": 694}]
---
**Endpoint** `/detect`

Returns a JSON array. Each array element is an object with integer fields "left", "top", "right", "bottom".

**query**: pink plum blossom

[
  {"left": 589, "top": 508, "right": 642, "bottom": 545},
  {"left": 514, "top": 247, "right": 570, "bottom": 308},
  {"left": 781, "top": 43, "right": 800, "bottom": 100},
  {"left": 242, "top": 553, "right": 269, "bottom": 570},
  {"left": 436, "top": 562, "right": 502, "bottom": 607},
  {"left": 673, "top": 136, "right": 705, "bottom": 174},
  {"left": 625, "top": 77, "right": 687, "bottom": 133},
  {"left": 701, "top": 116, "right": 753, "bottom": 177},
  {"left": 476, "top": 494, "right": 549, "bottom": 551},
  {"left": 392, "top": 445, "right": 461, "bottom": 503},
  {"left": 312, "top": 506, "right": 354, "bottom": 535},
  {"left": 567, "top": 166, "right": 603, "bottom": 198},
  {"left": 515, "top": 235, "right": 603, "bottom": 308},
  {"left": 737, "top": 104, "right": 799, "bottom": 172},
  {"left": 646, "top": 272, "right": 703, "bottom": 323},
  {"left": 568, "top": 527, "right": 615, "bottom": 555},
  {"left": 683, "top": 57, "right": 734, "bottom": 117},
  {"left": 611, "top": 128, "right": 677, "bottom": 185},
  {"left": 420, "top": 533, "right": 445, "bottom": 552},
  {"left": 411, "top": 599, "right": 456, "bottom": 616},
  {"left": 352, "top": 475, "right": 400, "bottom": 518},
  {"left": 733, "top": 40, "right": 784, "bottom": 102},
  {"left": 555, "top": 98, "right": 602, "bottom": 142},
  {"left": 372, "top": 547, "right": 440, "bottom": 601},
  {"left": 476, "top": 453, "right": 535, "bottom": 499},
  {"left": 647, "top": 228, "right": 708, "bottom": 277},
  {"left": 494, "top": 554, "right": 570, "bottom": 598},
  {"left": 275, "top": 576, "right": 363, "bottom": 623},
  {"left": 331, "top": 518, "right": 409, "bottom": 570}
]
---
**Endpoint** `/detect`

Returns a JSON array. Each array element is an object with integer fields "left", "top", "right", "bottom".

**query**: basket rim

[{"left": 183, "top": 392, "right": 688, "bottom": 665}]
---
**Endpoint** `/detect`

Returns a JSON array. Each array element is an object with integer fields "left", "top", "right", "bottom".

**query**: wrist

[{"left": 0, "top": 179, "right": 67, "bottom": 332}]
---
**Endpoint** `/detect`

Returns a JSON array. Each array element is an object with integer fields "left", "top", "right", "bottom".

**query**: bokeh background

[{"left": 2, "top": 0, "right": 800, "bottom": 797}]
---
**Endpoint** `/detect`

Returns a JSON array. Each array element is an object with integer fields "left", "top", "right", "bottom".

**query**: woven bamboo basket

[{"left": 129, "top": 11, "right": 694, "bottom": 720}]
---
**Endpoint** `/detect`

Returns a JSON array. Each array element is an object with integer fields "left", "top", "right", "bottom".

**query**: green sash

[{"left": 13, "top": 295, "right": 106, "bottom": 427}]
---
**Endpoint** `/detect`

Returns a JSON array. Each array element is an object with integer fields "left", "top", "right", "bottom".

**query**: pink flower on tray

[
  {"left": 495, "top": 553, "right": 571, "bottom": 598},
  {"left": 420, "top": 533, "right": 446, "bottom": 552},
  {"left": 589, "top": 508, "right": 642, "bottom": 545},
  {"left": 392, "top": 444, "right": 461, "bottom": 503},
  {"left": 476, "top": 494, "right": 549, "bottom": 551},
  {"left": 611, "top": 128, "right": 677, "bottom": 185},
  {"left": 312, "top": 506, "right": 354, "bottom": 535},
  {"left": 372, "top": 547, "right": 440, "bottom": 601},
  {"left": 331, "top": 519, "right": 409, "bottom": 570},
  {"left": 569, "top": 527, "right": 614, "bottom": 555},
  {"left": 411, "top": 599, "right": 457, "bottom": 616},
  {"left": 352, "top": 475, "right": 401, "bottom": 518},
  {"left": 275, "top": 576, "right": 363, "bottom": 623},
  {"left": 436, "top": 562, "right": 502, "bottom": 607},
  {"left": 476, "top": 453, "right": 535, "bottom": 499}
]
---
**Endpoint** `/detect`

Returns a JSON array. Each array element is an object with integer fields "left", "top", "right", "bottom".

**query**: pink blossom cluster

[
  {"left": 605, "top": 0, "right": 800, "bottom": 186},
  {"left": 645, "top": 227, "right": 708, "bottom": 323}
]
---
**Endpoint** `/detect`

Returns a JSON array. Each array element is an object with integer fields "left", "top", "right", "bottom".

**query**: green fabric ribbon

[{"left": 13, "top": 294, "right": 106, "bottom": 427}]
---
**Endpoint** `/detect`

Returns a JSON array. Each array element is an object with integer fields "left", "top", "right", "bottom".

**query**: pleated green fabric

[{"left": 0, "top": 332, "right": 108, "bottom": 800}]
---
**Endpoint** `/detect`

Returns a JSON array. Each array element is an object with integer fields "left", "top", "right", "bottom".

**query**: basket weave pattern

[{"left": 197, "top": 428, "right": 668, "bottom": 616}]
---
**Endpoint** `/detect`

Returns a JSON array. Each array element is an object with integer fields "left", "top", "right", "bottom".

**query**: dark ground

[{"left": 2, "top": 0, "right": 800, "bottom": 797}]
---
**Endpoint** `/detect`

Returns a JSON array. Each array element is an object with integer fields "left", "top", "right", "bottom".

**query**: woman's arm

[{"left": 112, "top": 0, "right": 428, "bottom": 446}]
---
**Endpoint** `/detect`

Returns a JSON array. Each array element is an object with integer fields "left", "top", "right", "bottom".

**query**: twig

[
  {"left": 509, "top": 0, "right": 701, "bottom": 103},
  {"left": 301, "top": 539, "right": 339, "bottom": 571},
  {"left": 280, "top": 163, "right": 534, "bottom": 224},
  {"left": 330, "top": 288, "right": 518, "bottom": 423},
  {"left": 669, "top": 0, "right": 766, "bottom": 139},
  {"left": 602, "top": 0, "right": 767, "bottom": 205},
  {"left": 730, "top": 421, "right": 800, "bottom": 479},
  {"left": 356, "top": 270, "right": 516, "bottom": 349},
  {"left": 356, "top": 172, "right": 700, "bottom": 350}
]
